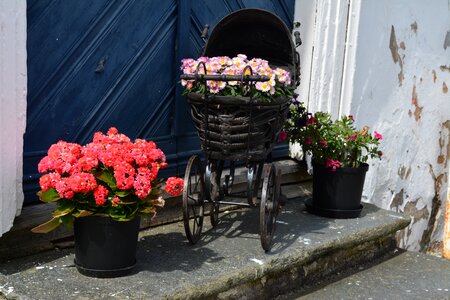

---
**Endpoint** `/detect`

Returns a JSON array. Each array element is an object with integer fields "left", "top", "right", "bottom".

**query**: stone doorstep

[
  {"left": 0, "top": 159, "right": 310, "bottom": 262},
  {"left": 0, "top": 196, "right": 410, "bottom": 300}
]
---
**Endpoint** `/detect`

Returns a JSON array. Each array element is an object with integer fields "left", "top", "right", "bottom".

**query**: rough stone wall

[{"left": 349, "top": 0, "right": 450, "bottom": 253}]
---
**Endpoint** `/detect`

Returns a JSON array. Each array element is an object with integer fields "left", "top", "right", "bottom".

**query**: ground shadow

[
  {"left": 187, "top": 196, "right": 334, "bottom": 255},
  {"left": 135, "top": 231, "right": 223, "bottom": 273}
]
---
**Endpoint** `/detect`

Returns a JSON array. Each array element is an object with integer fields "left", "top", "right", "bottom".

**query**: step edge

[{"left": 164, "top": 213, "right": 410, "bottom": 299}]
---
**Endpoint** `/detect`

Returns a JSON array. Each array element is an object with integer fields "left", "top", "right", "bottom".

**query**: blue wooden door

[{"left": 24, "top": 0, "right": 295, "bottom": 204}]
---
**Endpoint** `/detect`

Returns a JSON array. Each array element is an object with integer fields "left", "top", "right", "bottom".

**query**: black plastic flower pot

[
  {"left": 305, "top": 162, "right": 369, "bottom": 219},
  {"left": 74, "top": 216, "right": 140, "bottom": 278}
]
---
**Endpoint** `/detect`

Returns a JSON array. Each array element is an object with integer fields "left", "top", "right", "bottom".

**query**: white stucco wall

[
  {"left": 0, "top": 0, "right": 27, "bottom": 236},
  {"left": 350, "top": 0, "right": 450, "bottom": 253},
  {"left": 294, "top": 0, "right": 450, "bottom": 253}
]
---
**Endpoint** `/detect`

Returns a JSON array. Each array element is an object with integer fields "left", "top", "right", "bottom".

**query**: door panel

[{"left": 24, "top": 0, "right": 295, "bottom": 204}]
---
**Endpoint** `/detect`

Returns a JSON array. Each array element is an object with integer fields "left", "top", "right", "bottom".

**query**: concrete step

[
  {"left": 281, "top": 251, "right": 450, "bottom": 300},
  {"left": 0, "top": 179, "right": 410, "bottom": 300}
]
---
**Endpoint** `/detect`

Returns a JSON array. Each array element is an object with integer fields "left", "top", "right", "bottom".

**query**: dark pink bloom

[
  {"left": 111, "top": 196, "right": 120, "bottom": 207},
  {"left": 319, "top": 140, "right": 327, "bottom": 148},
  {"left": 305, "top": 137, "right": 311, "bottom": 145},
  {"left": 278, "top": 131, "right": 288, "bottom": 142},
  {"left": 348, "top": 133, "right": 357, "bottom": 141},
  {"left": 325, "top": 159, "right": 342, "bottom": 172},
  {"left": 306, "top": 116, "right": 315, "bottom": 126},
  {"left": 374, "top": 131, "right": 383, "bottom": 140}
]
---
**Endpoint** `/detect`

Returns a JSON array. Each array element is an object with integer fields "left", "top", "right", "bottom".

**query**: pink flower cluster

[
  {"left": 38, "top": 127, "right": 182, "bottom": 205},
  {"left": 326, "top": 159, "right": 342, "bottom": 172},
  {"left": 181, "top": 54, "right": 291, "bottom": 94},
  {"left": 165, "top": 177, "right": 184, "bottom": 197}
]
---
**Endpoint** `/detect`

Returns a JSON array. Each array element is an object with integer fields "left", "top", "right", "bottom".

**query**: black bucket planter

[
  {"left": 305, "top": 162, "right": 369, "bottom": 219},
  {"left": 74, "top": 216, "right": 140, "bottom": 278}
]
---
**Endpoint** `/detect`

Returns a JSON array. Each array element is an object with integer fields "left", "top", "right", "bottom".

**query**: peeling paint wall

[
  {"left": 294, "top": 0, "right": 450, "bottom": 254},
  {"left": 348, "top": 0, "right": 450, "bottom": 253},
  {"left": 0, "top": 0, "right": 27, "bottom": 236}
]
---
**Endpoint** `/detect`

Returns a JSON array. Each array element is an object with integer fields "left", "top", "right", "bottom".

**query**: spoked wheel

[
  {"left": 259, "top": 163, "right": 281, "bottom": 252},
  {"left": 183, "top": 155, "right": 205, "bottom": 244},
  {"left": 206, "top": 160, "right": 223, "bottom": 227}
]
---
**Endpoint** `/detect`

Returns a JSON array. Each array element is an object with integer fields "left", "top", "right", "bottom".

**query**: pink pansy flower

[{"left": 179, "top": 55, "right": 292, "bottom": 101}]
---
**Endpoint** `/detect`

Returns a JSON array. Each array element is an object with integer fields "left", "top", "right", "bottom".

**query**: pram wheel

[
  {"left": 260, "top": 163, "right": 280, "bottom": 252},
  {"left": 205, "top": 160, "right": 223, "bottom": 227},
  {"left": 183, "top": 155, "right": 205, "bottom": 244}
]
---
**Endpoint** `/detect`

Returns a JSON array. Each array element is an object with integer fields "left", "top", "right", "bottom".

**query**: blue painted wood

[{"left": 24, "top": 0, "right": 295, "bottom": 204}]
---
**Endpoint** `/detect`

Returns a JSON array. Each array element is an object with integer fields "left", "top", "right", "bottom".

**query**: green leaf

[
  {"left": 112, "top": 215, "right": 135, "bottom": 222},
  {"left": 109, "top": 210, "right": 127, "bottom": 220},
  {"left": 72, "top": 210, "right": 94, "bottom": 218},
  {"left": 115, "top": 190, "right": 130, "bottom": 197},
  {"left": 52, "top": 204, "right": 75, "bottom": 217},
  {"left": 96, "top": 171, "right": 117, "bottom": 189},
  {"left": 60, "top": 214, "right": 75, "bottom": 229},
  {"left": 37, "top": 189, "right": 60, "bottom": 203},
  {"left": 31, "top": 217, "right": 61, "bottom": 233},
  {"left": 110, "top": 205, "right": 139, "bottom": 221},
  {"left": 139, "top": 207, "right": 156, "bottom": 214}
]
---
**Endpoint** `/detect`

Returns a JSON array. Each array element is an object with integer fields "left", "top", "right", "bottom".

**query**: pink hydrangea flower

[
  {"left": 55, "top": 178, "right": 74, "bottom": 199},
  {"left": 39, "top": 172, "right": 61, "bottom": 192},
  {"left": 93, "top": 185, "right": 109, "bottom": 206},
  {"left": 165, "top": 177, "right": 184, "bottom": 196},
  {"left": 67, "top": 172, "right": 97, "bottom": 194}
]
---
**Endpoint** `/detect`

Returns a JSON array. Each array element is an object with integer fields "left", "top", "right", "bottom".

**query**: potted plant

[
  {"left": 180, "top": 55, "right": 295, "bottom": 102},
  {"left": 285, "top": 109, "right": 382, "bottom": 218},
  {"left": 31, "top": 127, "right": 184, "bottom": 277},
  {"left": 179, "top": 55, "right": 295, "bottom": 162}
]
